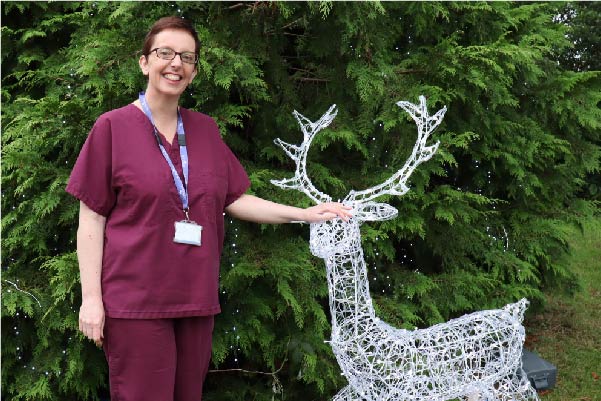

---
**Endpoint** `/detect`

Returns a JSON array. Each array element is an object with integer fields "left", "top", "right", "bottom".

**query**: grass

[{"left": 525, "top": 217, "right": 601, "bottom": 401}]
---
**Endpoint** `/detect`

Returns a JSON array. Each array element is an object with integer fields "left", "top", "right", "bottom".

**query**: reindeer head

[{"left": 271, "top": 96, "right": 446, "bottom": 259}]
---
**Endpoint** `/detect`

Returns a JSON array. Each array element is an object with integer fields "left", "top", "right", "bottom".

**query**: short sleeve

[
  {"left": 224, "top": 145, "right": 250, "bottom": 207},
  {"left": 66, "top": 117, "right": 116, "bottom": 216}
]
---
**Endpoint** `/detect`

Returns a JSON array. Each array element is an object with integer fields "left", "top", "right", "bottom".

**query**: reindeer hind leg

[
  {"left": 492, "top": 369, "right": 540, "bottom": 401},
  {"left": 458, "top": 385, "right": 494, "bottom": 401},
  {"left": 332, "top": 385, "right": 366, "bottom": 401}
]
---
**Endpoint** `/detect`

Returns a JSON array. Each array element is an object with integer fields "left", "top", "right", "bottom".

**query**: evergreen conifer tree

[
  {"left": 2, "top": 2, "right": 599, "bottom": 400},
  {"left": 557, "top": 1, "right": 601, "bottom": 200}
]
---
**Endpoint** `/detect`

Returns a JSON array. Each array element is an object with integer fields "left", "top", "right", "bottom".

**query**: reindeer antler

[
  {"left": 344, "top": 96, "right": 445, "bottom": 204},
  {"left": 271, "top": 105, "right": 337, "bottom": 204},
  {"left": 272, "top": 97, "right": 445, "bottom": 206}
]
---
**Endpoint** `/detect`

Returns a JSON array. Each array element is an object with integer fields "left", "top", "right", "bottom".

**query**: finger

[
  {"left": 318, "top": 208, "right": 345, "bottom": 219},
  {"left": 94, "top": 339, "right": 103, "bottom": 347},
  {"left": 319, "top": 212, "right": 337, "bottom": 221},
  {"left": 92, "top": 326, "right": 101, "bottom": 343},
  {"left": 337, "top": 207, "right": 352, "bottom": 215},
  {"left": 85, "top": 324, "right": 96, "bottom": 339},
  {"left": 82, "top": 321, "right": 92, "bottom": 337},
  {"left": 331, "top": 203, "right": 352, "bottom": 212},
  {"left": 331, "top": 209, "right": 351, "bottom": 221}
]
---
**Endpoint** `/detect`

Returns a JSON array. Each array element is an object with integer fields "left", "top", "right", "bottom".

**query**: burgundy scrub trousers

[
  {"left": 67, "top": 105, "right": 251, "bottom": 400},
  {"left": 103, "top": 316, "right": 214, "bottom": 401}
]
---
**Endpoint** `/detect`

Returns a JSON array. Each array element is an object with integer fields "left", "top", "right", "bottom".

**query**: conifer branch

[
  {"left": 227, "top": 3, "right": 246, "bottom": 11},
  {"left": 281, "top": 18, "right": 303, "bottom": 31},
  {"left": 208, "top": 357, "right": 287, "bottom": 376},
  {"left": 293, "top": 77, "right": 330, "bottom": 83},
  {"left": 394, "top": 68, "right": 426, "bottom": 75},
  {"left": 3, "top": 280, "right": 42, "bottom": 307}
]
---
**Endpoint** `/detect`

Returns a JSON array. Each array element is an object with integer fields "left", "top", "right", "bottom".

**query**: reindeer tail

[{"left": 503, "top": 298, "right": 529, "bottom": 322}]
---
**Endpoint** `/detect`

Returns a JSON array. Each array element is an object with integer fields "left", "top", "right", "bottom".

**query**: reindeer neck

[{"left": 324, "top": 247, "right": 376, "bottom": 334}]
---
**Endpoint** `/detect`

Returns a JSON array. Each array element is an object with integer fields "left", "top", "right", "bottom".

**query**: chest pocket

[{"left": 188, "top": 170, "right": 227, "bottom": 224}]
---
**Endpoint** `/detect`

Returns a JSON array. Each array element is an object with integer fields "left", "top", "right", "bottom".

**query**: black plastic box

[{"left": 522, "top": 349, "right": 557, "bottom": 390}]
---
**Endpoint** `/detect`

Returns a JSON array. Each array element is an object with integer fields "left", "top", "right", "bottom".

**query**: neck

[
  {"left": 144, "top": 87, "right": 180, "bottom": 121},
  {"left": 325, "top": 248, "right": 375, "bottom": 335}
]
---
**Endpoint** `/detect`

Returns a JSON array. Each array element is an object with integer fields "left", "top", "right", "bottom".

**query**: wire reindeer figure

[{"left": 271, "top": 96, "right": 539, "bottom": 401}]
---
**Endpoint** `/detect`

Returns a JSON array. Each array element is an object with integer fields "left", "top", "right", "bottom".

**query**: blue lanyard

[{"left": 139, "top": 92, "right": 190, "bottom": 218}]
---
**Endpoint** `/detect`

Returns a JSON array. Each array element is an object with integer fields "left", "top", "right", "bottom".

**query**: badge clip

[{"left": 174, "top": 209, "right": 202, "bottom": 246}]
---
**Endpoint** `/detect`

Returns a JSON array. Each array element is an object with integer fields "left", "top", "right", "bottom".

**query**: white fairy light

[
  {"left": 3, "top": 280, "right": 41, "bottom": 307},
  {"left": 272, "top": 97, "right": 538, "bottom": 401}
]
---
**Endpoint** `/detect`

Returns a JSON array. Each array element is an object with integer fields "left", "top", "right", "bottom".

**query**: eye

[
  {"left": 158, "top": 48, "right": 175, "bottom": 58},
  {"left": 181, "top": 52, "right": 197, "bottom": 64}
]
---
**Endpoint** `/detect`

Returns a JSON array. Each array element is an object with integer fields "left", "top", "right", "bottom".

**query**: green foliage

[
  {"left": 2, "top": 2, "right": 599, "bottom": 400},
  {"left": 556, "top": 2, "right": 601, "bottom": 200},
  {"left": 526, "top": 217, "right": 601, "bottom": 400}
]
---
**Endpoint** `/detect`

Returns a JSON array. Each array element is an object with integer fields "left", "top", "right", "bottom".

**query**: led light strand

[{"left": 272, "top": 97, "right": 539, "bottom": 401}]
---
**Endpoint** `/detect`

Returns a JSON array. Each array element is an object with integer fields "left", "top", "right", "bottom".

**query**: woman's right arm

[{"left": 76, "top": 201, "right": 106, "bottom": 347}]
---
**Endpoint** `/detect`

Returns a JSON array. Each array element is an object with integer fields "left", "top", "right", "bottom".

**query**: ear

[
  {"left": 139, "top": 54, "right": 149, "bottom": 76},
  {"left": 188, "top": 66, "right": 198, "bottom": 86}
]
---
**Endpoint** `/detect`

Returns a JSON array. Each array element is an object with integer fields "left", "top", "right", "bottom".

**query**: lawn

[{"left": 525, "top": 217, "right": 601, "bottom": 401}]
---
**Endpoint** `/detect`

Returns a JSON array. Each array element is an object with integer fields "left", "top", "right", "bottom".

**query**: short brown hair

[{"left": 142, "top": 16, "right": 200, "bottom": 57}]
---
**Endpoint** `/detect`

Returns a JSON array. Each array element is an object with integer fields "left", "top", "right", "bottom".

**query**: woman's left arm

[{"left": 225, "top": 194, "right": 352, "bottom": 224}]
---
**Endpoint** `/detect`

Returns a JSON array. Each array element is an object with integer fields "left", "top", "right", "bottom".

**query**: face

[{"left": 139, "top": 29, "right": 197, "bottom": 99}]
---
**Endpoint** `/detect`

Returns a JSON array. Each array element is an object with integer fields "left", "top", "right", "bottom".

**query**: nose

[{"left": 169, "top": 55, "right": 183, "bottom": 68}]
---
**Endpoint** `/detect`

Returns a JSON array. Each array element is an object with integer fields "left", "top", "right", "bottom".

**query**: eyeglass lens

[{"left": 154, "top": 48, "right": 197, "bottom": 64}]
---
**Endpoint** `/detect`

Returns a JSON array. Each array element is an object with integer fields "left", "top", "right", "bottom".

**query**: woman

[{"left": 67, "top": 16, "right": 350, "bottom": 401}]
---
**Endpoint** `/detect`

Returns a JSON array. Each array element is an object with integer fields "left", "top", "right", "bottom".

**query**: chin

[
  {"left": 164, "top": 88, "right": 185, "bottom": 96},
  {"left": 154, "top": 85, "right": 185, "bottom": 98}
]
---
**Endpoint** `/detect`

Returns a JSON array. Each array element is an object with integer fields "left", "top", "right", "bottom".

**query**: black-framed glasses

[{"left": 149, "top": 47, "right": 198, "bottom": 65}]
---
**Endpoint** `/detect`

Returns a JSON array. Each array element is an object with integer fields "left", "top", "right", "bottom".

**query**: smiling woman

[
  {"left": 134, "top": 23, "right": 199, "bottom": 143},
  {"left": 65, "top": 15, "right": 350, "bottom": 401},
  {"left": 138, "top": 28, "right": 198, "bottom": 115}
]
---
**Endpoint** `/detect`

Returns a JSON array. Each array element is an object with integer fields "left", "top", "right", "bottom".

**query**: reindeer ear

[{"left": 353, "top": 202, "right": 398, "bottom": 222}]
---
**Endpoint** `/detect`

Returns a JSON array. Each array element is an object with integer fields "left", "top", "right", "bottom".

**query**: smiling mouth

[{"left": 163, "top": 73, "right": 182, "bottom": 81}]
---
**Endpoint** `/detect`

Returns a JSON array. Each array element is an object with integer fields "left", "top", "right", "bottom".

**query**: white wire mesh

[{"left": 271, "top": 97, "right": 539, "bottom": 401}]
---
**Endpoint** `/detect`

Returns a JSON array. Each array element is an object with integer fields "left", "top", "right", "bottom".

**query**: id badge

[{"left": 174, "top": 221, "right": 202, "bottom": 246}]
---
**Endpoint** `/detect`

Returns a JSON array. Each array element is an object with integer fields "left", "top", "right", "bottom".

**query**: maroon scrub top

[{"left": 66, "top": 104, "right": 250, "bottom": 318}]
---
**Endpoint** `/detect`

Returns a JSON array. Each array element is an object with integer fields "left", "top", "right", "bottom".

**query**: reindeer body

[
  {"left": 315, "top": 219, "right": 533, "bottom": 401},
  {"left": 272, "top": 97, "right": 539, "bottom": 401}
]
